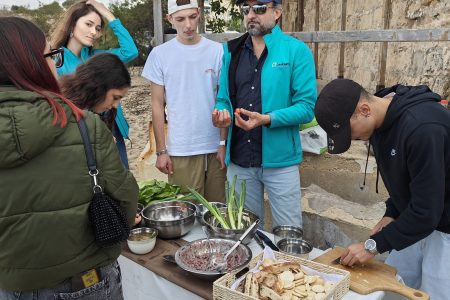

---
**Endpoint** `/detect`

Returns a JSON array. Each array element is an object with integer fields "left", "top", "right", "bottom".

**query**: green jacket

[
  {"left": 0, "top": 86, "right": 139, "bottom": 291},
  {"left": 215, "top": 25, "right": 317, "bottom": 168}
]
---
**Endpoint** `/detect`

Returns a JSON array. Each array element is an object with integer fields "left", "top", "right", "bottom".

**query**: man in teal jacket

[{"left": 212, "top": 0, "right": 316, "bottom": 229}]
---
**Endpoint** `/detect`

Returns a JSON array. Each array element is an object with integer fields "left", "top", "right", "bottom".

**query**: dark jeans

[
  {"left": 113, "top": 126, "right": 129, "bottom": 170},
  {"left": 0, "top": 261, "right": 124, "bottom": 300}
]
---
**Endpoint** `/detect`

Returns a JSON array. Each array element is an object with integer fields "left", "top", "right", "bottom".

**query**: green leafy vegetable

[{"left": 138, "top": 180, "right": 185, "bottom": 206}]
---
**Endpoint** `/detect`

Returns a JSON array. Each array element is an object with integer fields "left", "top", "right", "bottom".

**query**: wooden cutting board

[
  {"left": 121, "top": 238, "right": 213, "bottom": 300},
  {"left": 313, "top": 247, "right": 429, "bottom": 300}
]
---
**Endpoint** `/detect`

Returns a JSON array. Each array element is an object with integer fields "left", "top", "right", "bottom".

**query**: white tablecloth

[{"left": 119, "top": 223, "right": 405, "bottom": 300}]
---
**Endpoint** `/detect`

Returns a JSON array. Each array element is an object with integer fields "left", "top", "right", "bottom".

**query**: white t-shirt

[{"left": 142, "top": 37, "right": 223, "bottom": 156}]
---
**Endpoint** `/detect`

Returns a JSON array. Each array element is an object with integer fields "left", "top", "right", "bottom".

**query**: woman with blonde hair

[
  {"left": 0, "top": 16, "right": 138, "bottom": 299},
  {"left": 51, "top": 0, "right": 138, "bottom": 169}
]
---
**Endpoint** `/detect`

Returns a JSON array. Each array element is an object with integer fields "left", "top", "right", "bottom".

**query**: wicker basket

[{"left": 213, "top": 251, "right": 350, "bottom": 300}]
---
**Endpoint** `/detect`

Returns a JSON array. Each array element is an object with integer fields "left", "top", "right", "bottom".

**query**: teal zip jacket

[
  {"left": 215, "top": 25, "right": 317, "bottom": 168},
  {"left": 57, "top": 19, "right": 138, "bottom": 139}
]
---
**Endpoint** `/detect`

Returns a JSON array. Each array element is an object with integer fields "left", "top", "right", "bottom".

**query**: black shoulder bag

[{"left": 77, "top": 118, "right": 130, "bottom": 247}]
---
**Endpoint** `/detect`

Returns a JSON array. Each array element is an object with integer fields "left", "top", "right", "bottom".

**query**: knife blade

[
  {"left": 331, "top": 256, "right": 342, "bottom": 265},
  {"left": 255, "top": 230, "right": 280, "bottom": 251},
  {"left": 253, "top": 233, "right": 265, "bottom": 250}
]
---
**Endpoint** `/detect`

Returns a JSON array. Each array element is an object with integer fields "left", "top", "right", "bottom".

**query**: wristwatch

[
  {"left": 364, "top": 238, "right": 378, "bottom": 254},
  {"left": 156, "top": 149, "right": 168, "bottom": 156},
  {"left": 219, "top": 140, "right": 226, "bottom": 146}
]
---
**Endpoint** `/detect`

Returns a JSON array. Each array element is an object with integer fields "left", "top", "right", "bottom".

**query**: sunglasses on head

[
  {"left": 43, "top": 47, "right": 64, "bottom": 68},
  {"left": 240, "top": 3, "right": 274, "bottom": 15}
]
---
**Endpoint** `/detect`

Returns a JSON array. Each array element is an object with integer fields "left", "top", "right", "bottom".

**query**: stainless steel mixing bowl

[
  {"left": 272, "top": 225, "right": 303, "bottom": 244},
  {"left": 276, "top": 238, "right": 313, "bottom": 259},
  {"left": 141, "top": 200, "right": 196, "bottom": 239}
]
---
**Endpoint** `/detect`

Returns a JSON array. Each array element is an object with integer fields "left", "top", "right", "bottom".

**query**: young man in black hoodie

[{"left": 315, "top": 78, "right": 450, "bottom": 298}]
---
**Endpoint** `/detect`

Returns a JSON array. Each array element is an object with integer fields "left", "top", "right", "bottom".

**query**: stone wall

[{"left": 282, "top": 0, "right": 450, "bottom": 98}]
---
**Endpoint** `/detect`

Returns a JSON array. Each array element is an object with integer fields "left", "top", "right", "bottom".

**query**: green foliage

[
  {"left": 6, "top": 2, "right": 62, "bottom": 35},
  {"left": 32, "top": 2, "right": 63, "bottom": 34},
  {"left": 11, "top": 5, "right": 31, "bottom": 13},
  {"left": 206, "top": 0, "right": 241, "bottom": 33},
  {"left": 228, "top": 7, "right": 242, "bottom": 32},
  {"left": 62, "top": 0, "right": 78, "bottom": 9},
  {"left": 108, "top": 0, "right": 154, "bottom": 65}
]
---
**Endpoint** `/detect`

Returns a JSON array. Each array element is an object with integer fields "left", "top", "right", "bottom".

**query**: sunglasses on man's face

[
  {"left": 240, "top": 4, "right": 273, "bottom": 15},
  {"left": 43, "top": 47, "right": 64, "bottom": 68}
]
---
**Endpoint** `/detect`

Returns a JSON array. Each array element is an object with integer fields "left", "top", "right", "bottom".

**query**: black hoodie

[{"left": 369, "top": 85, "right": 450, "bottom": 253}]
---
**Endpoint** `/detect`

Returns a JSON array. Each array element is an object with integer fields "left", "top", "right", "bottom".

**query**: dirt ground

[{"left": 121, "top": 67, "right": 152, "bottom": 181}]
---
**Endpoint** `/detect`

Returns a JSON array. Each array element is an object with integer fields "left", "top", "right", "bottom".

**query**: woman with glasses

[
  {"left": 51, "top": 0, "right": 138, "bottom": 169},
  {"left": 0, "top": 16, "right": 138, "bottom": 299}
]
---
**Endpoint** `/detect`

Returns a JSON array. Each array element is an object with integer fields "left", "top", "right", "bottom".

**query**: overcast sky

[{"left": 0, "top": 0, "right": 112, "bottom": 9}]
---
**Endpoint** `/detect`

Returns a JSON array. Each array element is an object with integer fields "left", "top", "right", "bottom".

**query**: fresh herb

[{"left": 138, "top": 180, "right": 189, "bottom": 206}]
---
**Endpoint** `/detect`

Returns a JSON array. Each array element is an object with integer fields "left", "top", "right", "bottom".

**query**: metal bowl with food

[
  {"left": 195, "top": 202, "right": 227, "bottom": 226},
  {"left": 276, "top": 238, "right": 313, "bottom": 259},
  {"left": 173, "top": 238, "right": 252, "bottom": 280},
  {"left": 202, "top": 208, "right": 259, "bottom": 244},
  {"left": 141, "top": 200, "right": 196, "bottom": 239}
]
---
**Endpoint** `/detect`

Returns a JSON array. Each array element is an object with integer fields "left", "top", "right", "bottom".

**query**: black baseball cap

[{"left": 314, "top": 79, "right": 363, "bottom": 154}]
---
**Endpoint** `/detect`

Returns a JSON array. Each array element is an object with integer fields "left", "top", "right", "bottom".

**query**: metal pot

[{"left": 141, "top": 200, "right": 196, "bottom": 239}]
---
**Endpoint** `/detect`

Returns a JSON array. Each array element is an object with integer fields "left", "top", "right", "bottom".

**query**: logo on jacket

[
  {"left": 390, "top": 149, "right": 397, "bottom": 156},
  {"left": 205, "top": 68, "right": 217, "bottom": 75},
  {"left": 272, "top": 62, "right": 290, "bottom": 68},
  {"left": 328, "top": 137, "right": 335, "bottom": 151},
  {"left": 332, "top": 123, "right": 340, "bottom": 129}
]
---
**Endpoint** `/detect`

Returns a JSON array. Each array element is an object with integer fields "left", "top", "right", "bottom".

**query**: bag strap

[
  {"left": 77, "top": 118, "right": 102, "bottom": 193},
  {"left": 77, "top": 118, "right": 96, "bottom": 172}
]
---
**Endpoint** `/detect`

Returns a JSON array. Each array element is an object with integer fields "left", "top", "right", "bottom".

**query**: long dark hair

[
  {"left": 60, "top": 53, "right": 131, "bottom": 129},
  {"left": 0, "top": 17, "right": 83, "bottom": 126},
  {"left": 51, "top": 0, "right": 105, "bottom": 49}
]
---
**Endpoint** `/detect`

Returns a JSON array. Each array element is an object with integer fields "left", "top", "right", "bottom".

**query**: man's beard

[{"left": 246, "top": 20, "right": 274, "bottom": 36}]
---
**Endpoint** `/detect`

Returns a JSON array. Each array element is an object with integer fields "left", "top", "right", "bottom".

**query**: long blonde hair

[{"left": 50, "top": 0, "right": 105, "bottom": 49}]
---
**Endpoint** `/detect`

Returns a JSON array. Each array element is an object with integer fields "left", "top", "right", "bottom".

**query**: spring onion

[{"left": 187, "top": 187, "right": 231, "bottom": 229}]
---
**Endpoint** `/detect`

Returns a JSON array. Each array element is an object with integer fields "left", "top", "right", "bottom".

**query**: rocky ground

[{"left": 121, "top": 67, "right": 152, "bottom": 181}]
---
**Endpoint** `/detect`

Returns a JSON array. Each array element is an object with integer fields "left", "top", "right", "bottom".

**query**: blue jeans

[
  {"left": 227, "top": 163, "right": 302, "bottom": 229},
  {"left": 385, "top": 230, "right": 450, "bottom": 300},
  {"left": 0, "top": 261, "right": 124, "bottom": 300}
]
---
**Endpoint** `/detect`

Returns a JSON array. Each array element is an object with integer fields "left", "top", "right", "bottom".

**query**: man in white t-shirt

[{"left": 141, "top": 0, "right": 226, "bottom": 201}]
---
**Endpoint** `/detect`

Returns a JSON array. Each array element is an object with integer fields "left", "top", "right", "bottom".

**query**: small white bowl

[{"left": 127, "top": 227, "right": 158, "bottom": 255}]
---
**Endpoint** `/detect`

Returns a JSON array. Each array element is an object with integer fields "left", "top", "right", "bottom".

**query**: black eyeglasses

[
  {"left": 240, "top": 4, "right": 274, "bottom": 15},
  {"left": 44, "top": 47, "right": 64, "bottom": 68}
]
